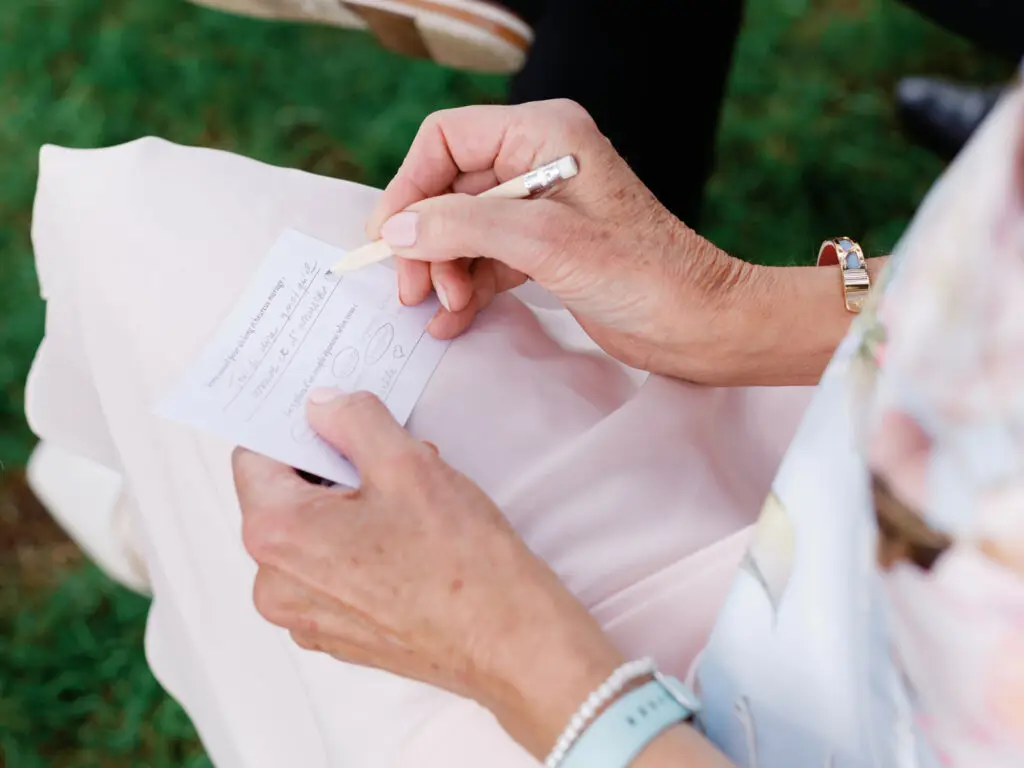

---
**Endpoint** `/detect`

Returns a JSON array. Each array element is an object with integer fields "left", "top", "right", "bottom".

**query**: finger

[
  {"left": 423, "top": 441, "right": 440, "bottom": 455},
  {"left": 232, "top": 447, "right": 315, "bottom": 514},
  {"left": 396, "top": 258, "right": 432, "bottom": 306},
  {"left": 452, "top": 168, "right": 499, "bottom": 195},
  {"left": 291, "top": 602, "right": 393, "bottom": 649},
  {"left": 425, "top": 259, "right": 526, "bottom": 339},
  {"left": 427, "top": 297, "right": 476, "bottom": 339},
  {"left": 366, "top": 105, "right": 521, "bottom": 238},
  {"left": 381, "top": 195, "right": 580, "bottom": 281},
  {"left": 292, "top": 630, "right": 404, "bottom": 676},
  {"left": 397, "top": 171, "right": 502, "bottom": 308},
  {"left": 305, "top": 390, "right": 423, "bottom": 477},
  {"left": 240, "top": 481, "right": 348, "bottom": 573},
  {"left": 367, "top": 99, "right": 599, "bottom": 239},
  {"left": 288, "top": 600, "right": 414, "bottom": 668},
  {"left": 430, "top": 259, "right": 474, "bottom": 313},
  {"left": 254, "top": 567, "right": 386, "bottom": 649},
  {"left": 471, "top": 258, "right": 499, "bottom": 311},
  {"left": 253, "top": 565, "right": 324, "bottom": 629},
  {"left": 492, "top": 261, "right": 531, "bottom": 294}
]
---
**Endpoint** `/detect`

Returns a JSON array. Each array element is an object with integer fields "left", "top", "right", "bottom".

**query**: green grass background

[{"left": 0, "top": 0, "right": 1012, "bottom": 764}]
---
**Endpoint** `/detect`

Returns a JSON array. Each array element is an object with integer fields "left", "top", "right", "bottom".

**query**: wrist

[
  {"left": 659, "top": 253, "right": 886, "bottom": 386},
  {"left": 643, "top": 224, "right": 755, "bottom": 381},
  {"left": 477, "top": 567, "right": 625, "bottom": 758},
  {"left": 717, "top": 262, "right": 852, "bottom": 385},
  {"left": 488, "top": 632, "right": 623, "bottom": 758},
  {"left": 631, "top": 722, "right": 735, "bottom": 768}
]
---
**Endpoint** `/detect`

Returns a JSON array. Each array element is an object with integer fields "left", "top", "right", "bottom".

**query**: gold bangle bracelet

[{"left": 817, "top": 237, "right": 870, "bottom": 313}]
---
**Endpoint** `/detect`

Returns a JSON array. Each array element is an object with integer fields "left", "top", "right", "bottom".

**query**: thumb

[
  {"left": 306, "top": 390, "right": 420, "bottom": 480},
  {"left": 379, "top": 194, "right": 581, "bottom": 281}
]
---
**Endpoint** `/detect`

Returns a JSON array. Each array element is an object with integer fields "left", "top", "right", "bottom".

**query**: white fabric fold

[{"left": 26, "top": 137, "right": 811, "bottom": 766}]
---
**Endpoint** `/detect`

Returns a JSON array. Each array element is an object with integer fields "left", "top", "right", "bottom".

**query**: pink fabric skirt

[{"left": 25, "top": 138, "right": 812, "bottom": 767}]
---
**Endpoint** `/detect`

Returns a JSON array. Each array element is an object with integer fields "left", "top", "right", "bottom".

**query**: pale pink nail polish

[
  {"left": 308, "top": 387, "right": 342, "bottom": 405},
  {"left": 435, "top": 283, "right": 451, "bottom": 311},
  {"left": 380, "top": 211, "right": 418, "bottom": 248}
]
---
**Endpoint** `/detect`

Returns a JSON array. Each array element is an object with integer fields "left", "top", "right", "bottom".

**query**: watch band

[
  {"left": 560, "top": 676, "right": 699, "bottom": 768},
  {"left": 545, "top": 658, "right": 658, "bottom": 768},
  {"left": 817, "top": 236, "right": 870, "bottom": 313}
]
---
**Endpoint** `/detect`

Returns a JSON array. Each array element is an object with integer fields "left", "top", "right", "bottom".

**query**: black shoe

[{"left": 895, "top": 77, "right": 1004, "bottom": 159}]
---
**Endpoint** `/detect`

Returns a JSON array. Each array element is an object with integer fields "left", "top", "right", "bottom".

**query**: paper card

[{"left": 156, "top": 229, "right": 449, "bottom": 486}]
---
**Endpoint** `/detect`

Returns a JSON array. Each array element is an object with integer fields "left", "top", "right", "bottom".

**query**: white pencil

[{"left": 325, "top": 155, "right": 579, "bottom": 275}]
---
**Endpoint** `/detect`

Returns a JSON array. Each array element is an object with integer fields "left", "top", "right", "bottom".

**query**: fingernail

[
  {"left": 426, "top": 315, "right": 444, "bottom": 338},
  {"left": 435, "top": 283, "right": 451, "bottom": 312},
  {"left": 308, "top": 387, "right": 343, "bottom": 405},
  {"left": 380, "top": 211, "right": 418, "bottom": 248}
]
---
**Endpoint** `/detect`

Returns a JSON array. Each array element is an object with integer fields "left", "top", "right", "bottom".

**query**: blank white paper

[{"left": 156, "top": 229, "right": 449, "bottom": 486}]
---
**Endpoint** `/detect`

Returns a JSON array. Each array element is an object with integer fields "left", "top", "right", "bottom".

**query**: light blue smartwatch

[{"left": 560, "top": 673, "right": 700, "bottom": 768}]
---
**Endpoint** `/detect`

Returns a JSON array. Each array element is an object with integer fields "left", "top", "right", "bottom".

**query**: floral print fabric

[{"left": 695, "top": 81, "right": 1024, "bottom": 767}]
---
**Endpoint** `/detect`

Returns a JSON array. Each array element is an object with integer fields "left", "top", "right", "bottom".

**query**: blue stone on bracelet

[
  {"left": 845, "top": 251, "right": 861, "bottom": 268},
  {"left": 838, "top": 238, "right": 853, "bottom": 250}
]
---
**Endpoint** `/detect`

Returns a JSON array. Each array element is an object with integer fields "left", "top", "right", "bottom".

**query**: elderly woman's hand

[
  {"left": 368, "top": 99, "right": 754, "bottom": 381},
  {"left": 233, "top": 389, "right": 624, "bottom": 757},
  {"left": 368, "top": 99, "right": 858, "bottom": 386}
]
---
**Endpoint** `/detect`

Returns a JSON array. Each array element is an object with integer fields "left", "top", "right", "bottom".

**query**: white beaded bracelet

[{"left": 543, "top": 657, "right": 657, "bottom": 768}]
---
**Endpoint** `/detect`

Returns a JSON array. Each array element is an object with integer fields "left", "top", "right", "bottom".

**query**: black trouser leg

[
  {"left": 507, "top": 0, "right": 745, "bottom": 226},
  {"left": 898, "top": 0, "right": 1023, "bottom": 60}
]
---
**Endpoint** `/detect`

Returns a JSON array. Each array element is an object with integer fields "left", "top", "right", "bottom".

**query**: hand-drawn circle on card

[
  {"left": 392, "top": 345, "right": 405, "bottom": 359},
  {"left": 291, "top": 420, "right": 316, "bottom": 444},
  {"left": 365, "top": 323, "right": 394, "bottom": 365},
  {"left": 332, "top": 347, "right": 360, "bottom": 379}
]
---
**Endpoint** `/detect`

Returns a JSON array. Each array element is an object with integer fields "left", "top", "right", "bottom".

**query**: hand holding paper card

[{"left": 156, "top": 229, "right": 450, "bottom": 487}]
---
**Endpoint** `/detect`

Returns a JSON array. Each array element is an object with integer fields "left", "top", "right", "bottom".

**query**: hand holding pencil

[
  {"left": 356, "top": 100, "right": 740, "bottom": 384},
  {"left": 327, "top": 155, "right": 579, "bottom": 275}
]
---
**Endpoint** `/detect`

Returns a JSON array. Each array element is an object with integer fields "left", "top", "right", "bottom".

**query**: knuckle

[
  {"left": 420, "top": 109, "right": 443, "bottom": 130},
  {"left": 416, "top": 196, "right": 472, "bottom": 253},
  {"left": 340, "top": 390, "right": 385, "bottom": 419},
  {"left": 548, "top": 98, "right": 594, "bottom": 125},
  {"left": 241, "top": 511, "right": 290, "bottom": 565},
  {"left": 423, "top": 104, "right": 487, "bottom": 134},
  {"left": 231, "top": 447, "right": 254, "bottom": 488},
  {"left": 414, "top": 205, "right": 446, "bottom": 247},
  {"left": 545, "top": 99, "right": 598, "bottom": 137},
  {"left": 413, "top": 110, "right": 445, "bottom": 146},
  {"left": 376, "top": 447, "right": 436, "bottom": 494},
  {"left": 290, "top": 631, "right": 324, "bottom": 653},
  {"left": 252, "top": 570, "right": 291, "bottom": 627},
  {"left": 421, "top": 107, "right": 454, "bottom": 132}
]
